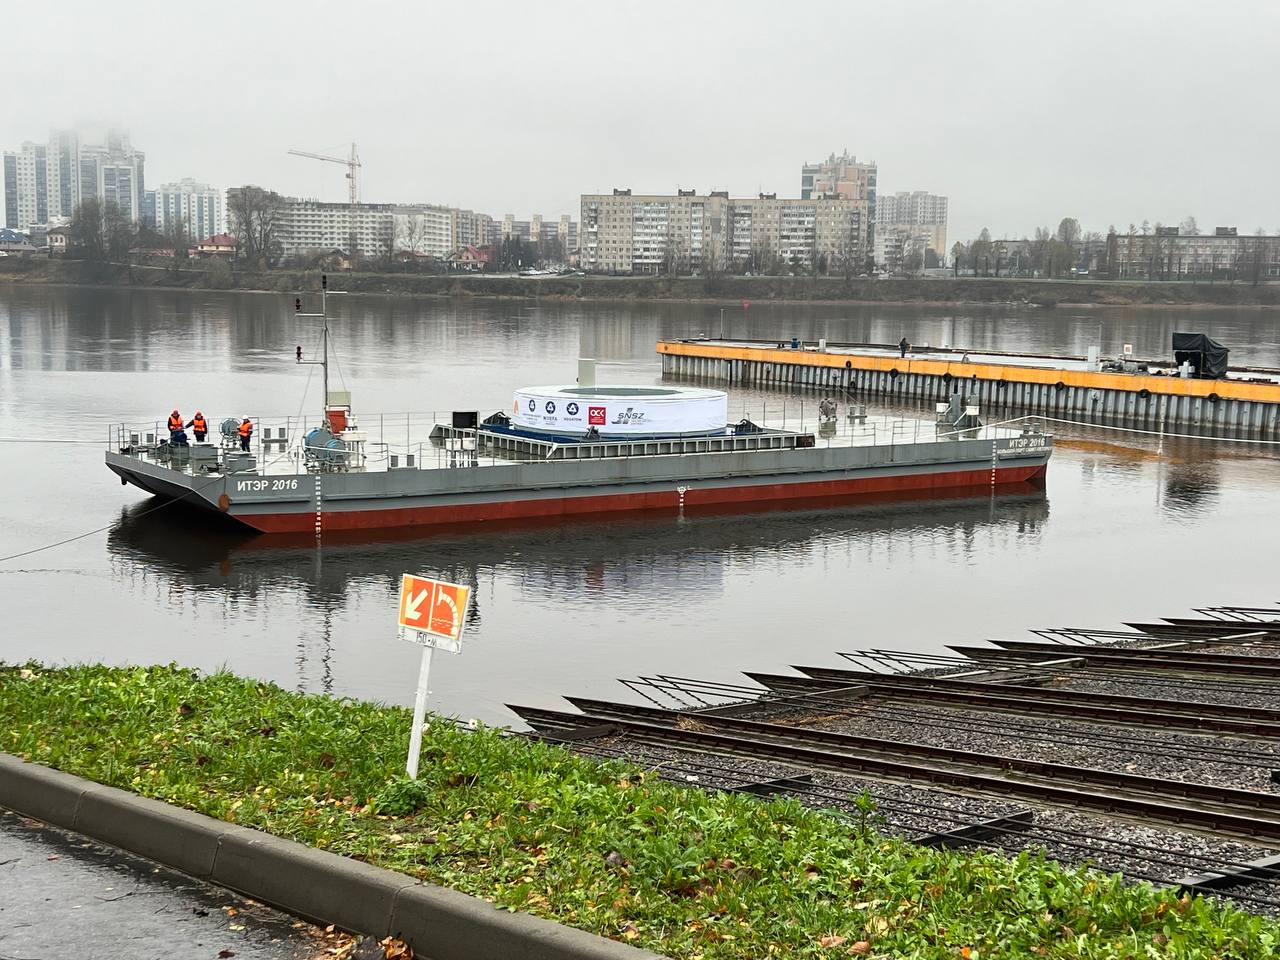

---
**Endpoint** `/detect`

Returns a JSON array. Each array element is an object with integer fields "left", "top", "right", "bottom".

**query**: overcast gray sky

[{"left": 7, "top": 0, "right": 1279, "bottom": 242}]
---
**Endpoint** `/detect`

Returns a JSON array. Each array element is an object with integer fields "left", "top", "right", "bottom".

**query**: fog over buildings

[{"left": 5, "top": 0, "right": 1280, "bottom": 243}]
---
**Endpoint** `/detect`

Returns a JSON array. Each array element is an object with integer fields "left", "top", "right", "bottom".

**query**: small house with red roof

[{"left": 194, "top": 233, "right": 238, "bottom": 258}]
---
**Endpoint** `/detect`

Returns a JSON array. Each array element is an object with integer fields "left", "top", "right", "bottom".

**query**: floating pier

[{"left": 658, "top": 339, "right": 1280, "bottom": 439}]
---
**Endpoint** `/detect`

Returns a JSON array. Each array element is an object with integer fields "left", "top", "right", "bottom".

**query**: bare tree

[
  {"left": 166, "top": 215, "right": 190, "bottom": 263},
  {"left": 70, "top": 197, "right": 107, "bottom": 261},
  {"left": 950, "top": 241, "right": 964, "bottom": 277},
  {"left": 397, "top": 214, "right": 425, "bottom": 257},
  {"left": 971, "top": 228, "right": 993, "bottom": 276},
  {"left": 661, "top": 225, "right": 686, "bottom": 276},
  {"left": 227, "top": 186, "right": 285, "bottom": 269},
  {"left": 837, "top": 217, "right": 862, "bottom": 282},
  {"left": 1179, "top": 215, "right": 1199, "bottom": 236},
  {"left": 70, "top": 198, "right": 136, "bottom": 263},
  {"left": 1056, "top": 217, "right": 1081, "bottom": 246}
]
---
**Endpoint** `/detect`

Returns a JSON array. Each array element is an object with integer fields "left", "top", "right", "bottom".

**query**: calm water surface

[{"left": 1, "top": 287, "right": 1277, "bottom": 723}]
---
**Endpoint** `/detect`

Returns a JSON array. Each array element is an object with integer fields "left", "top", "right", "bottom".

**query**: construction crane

[{"left": 288, "top": 143, "right": 361, "bottom": 263}]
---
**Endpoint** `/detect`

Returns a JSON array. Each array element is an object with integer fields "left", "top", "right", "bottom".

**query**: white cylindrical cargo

[{"left": 511, "top": 385, "right": 728, "bottom": 438}]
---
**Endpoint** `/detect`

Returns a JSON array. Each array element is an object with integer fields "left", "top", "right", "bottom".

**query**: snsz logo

[{"left": 611, "top": 407, "right": 647, "bottom": 425}]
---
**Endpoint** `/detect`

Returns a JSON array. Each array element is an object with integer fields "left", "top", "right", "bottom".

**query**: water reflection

[
  {"left": 1162, "top": 459, "right": 1222, "bottom": 515},
  {"left": 104, "top": 489, "right": 1049, "bottom": 703}
]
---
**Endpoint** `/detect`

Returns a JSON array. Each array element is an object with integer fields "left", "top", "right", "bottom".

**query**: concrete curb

[{"left": 0, "top": 754, "right": 664, "bottom": 960}]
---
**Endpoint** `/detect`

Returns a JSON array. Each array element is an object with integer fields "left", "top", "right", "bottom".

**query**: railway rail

[
  {"left": 755, "top": 667, "right": 1280, "bottom": 738},
  {"left": 512, "top": 602, "right": 1280, "bottom": 909},
  {"left": 510, "top": 698, "right": 1280, "bottom": 843}
]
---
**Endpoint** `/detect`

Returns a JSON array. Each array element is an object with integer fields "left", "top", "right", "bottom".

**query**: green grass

[{"left": 1, "top": 663, "right": 1276, "bottom": 958}]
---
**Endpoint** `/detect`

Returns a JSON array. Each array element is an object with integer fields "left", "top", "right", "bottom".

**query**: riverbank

[
  {"left": 1, "top": 663, "right": 1275, "bottom": 958},
  {"left": 3, "top": 257, "right": 1279, "bottom": 307}
]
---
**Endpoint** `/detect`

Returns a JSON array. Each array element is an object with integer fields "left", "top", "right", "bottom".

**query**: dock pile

[{"left": 511, "top": 605, "right": 1280, "bottom": 911}]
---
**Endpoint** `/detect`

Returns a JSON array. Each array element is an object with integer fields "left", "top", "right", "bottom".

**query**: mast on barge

[{"left": 294, "top": 274, "right": 360, "bottom": 469}]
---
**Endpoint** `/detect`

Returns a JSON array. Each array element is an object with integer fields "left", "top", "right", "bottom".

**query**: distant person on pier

[
  {"left": 166, "top": 409, "right": 184, "bottom": 442},
  {"left": 237, "top": 418, "right": 253, "bottom": 452},
  {"left": 898, "top": 337, "right": 910, "bottom": 358},
  {"left": 187, "top": 411, "right": 208, "bottom": 442}
]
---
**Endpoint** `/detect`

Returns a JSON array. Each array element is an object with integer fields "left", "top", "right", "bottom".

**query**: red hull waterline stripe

[{"left": 233, "top": 464, "right": 1047, "bottom": 534}]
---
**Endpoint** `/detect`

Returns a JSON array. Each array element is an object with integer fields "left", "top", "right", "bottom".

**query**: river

[{"left": 0, "top": 286, "right": 1277, "bottom": 723}]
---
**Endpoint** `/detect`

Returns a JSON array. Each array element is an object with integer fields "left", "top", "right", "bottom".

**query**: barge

[
  {"left": 104, "top": 289, "right": 1052, "bottom": 535},
  {"left": 659, "top": 336, "right": 1280, "bottom": 440}
]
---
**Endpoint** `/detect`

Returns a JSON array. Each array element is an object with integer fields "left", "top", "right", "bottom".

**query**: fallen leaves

[
  {"left": 818, "top": 933, "right": 846, "bottom": 948},
  {"left": 379, "top": 936, "right": 413, "bottom": 958},
  {"left": 849, "top": 942, "right": 872, "bottom": 955}
]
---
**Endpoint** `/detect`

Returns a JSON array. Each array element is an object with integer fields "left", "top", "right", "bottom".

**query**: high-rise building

[
  {"left": 2, "top": 153, "right": 16, "bottom": 229},
  {"left": 146, "top": 179, "right": 223, "bottom": 239},
  {"left": 580, "top": 188, "right": 864, "bottom": 275},
  {"left": 876, "top": 190, "right": 948, "bottom": 262},
  {"left": 77, "top": 131, "right": 146, "bottom": 222},
  {"left": 2, "top": 142, "right": 49, "bottom": 232},
  {"left": 800, "top": 151, "right": 876, "bottom": 241},
  {"left": 46, "top": 130, "right": 79, "bottom": 221},
  {"left": 3, "top": 128, "right": 146, "bottom": 231},
  {"left": 451, "top": 208, "right": 495, "bottom": 249}
]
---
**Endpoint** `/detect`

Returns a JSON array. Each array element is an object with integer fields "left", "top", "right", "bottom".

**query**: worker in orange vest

[
  {"left": 237, "top": 418, "right": 253, "bottom": 452},
  {"left": 187, "top": 411, "right": 208, "bottom": 442},
  {"left": 166, "top": 409, "right": 183, "bottom": 442}
]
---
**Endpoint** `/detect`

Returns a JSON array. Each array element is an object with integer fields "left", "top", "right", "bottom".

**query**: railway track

[
  {"left": 948, "top": 642, "right": 1280, "bottom": 680},
  {"left": 513, "top": 602, "right": 1280, "bottom": 908},
  {"left": 510, "top": 697, "right": 1280, "bottom": 844},
  {"left": 750, "top": 666, "right": 1280, "bottom": 738}
]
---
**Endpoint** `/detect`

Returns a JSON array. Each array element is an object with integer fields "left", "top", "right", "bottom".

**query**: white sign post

[{"left": 397, "top": 573, "right": 471, "bottom": 779}]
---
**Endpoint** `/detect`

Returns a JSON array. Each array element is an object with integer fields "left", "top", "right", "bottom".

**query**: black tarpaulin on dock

[{"left": 1172, "top": 332, "right": 1230, "bottom": 378}]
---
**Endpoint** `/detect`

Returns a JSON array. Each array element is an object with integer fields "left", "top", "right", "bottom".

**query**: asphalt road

[{"left": 0, "top": 808, "right": 348, "bottom": 960}]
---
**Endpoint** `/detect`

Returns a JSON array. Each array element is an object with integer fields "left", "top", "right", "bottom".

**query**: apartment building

[
  {"left": 876, "top": 190, "right": 948, "bottom": 261},
  {"left": 271, "top": 199, "right": 396, "bottom": 262},
  {"left": 1109, "top": 227, "right": 1280, "bottom": 280},
  {"left": 2, "top": 153, "right": 15, "bottom": 229},
  {"left": 499, "top": 213, "right": 577, "bottom": 253},
  {"left": 2, "top": 142, "right": 47, "bottom": 231},
  {"left": 450, "top": 207, "right": 495, "bottom": 249},
  {"left": 580, "top": 188, "right": 864, "bottom": 275},
  {"left": 3, "top": 128, "right": 147, "bottom": 232},
  {"left": 145, "top": 179, "right": 224, "bottom": 239},
  {"left": 393, "top": 204, "right": 454, "bottom": 258},
  {"left": 801, "top": 150, "right": 876, "bottom": 233}
]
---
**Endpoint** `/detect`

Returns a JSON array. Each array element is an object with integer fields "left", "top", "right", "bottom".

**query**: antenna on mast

[{"left": 294, "top": 275, "right": 332, "bottom": 421}]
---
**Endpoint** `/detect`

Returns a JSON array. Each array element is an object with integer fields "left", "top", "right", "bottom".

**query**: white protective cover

[{"left": 511, "top": 385, "right": 728, "bottom": 437}]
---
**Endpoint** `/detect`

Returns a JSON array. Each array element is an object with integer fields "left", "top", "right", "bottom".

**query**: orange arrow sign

[{"left": 399, "top": 574, "right": 470, "bottom": 650}]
